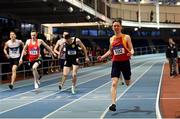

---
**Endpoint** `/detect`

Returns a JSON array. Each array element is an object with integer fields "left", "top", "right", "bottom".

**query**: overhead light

[
  {"left": 159, "top": 2, "right": 162, "bottom": 5},
  {"left": 140, "top": 0, "right": 155, "bottom": 4},
  {"left": 58, "top": 0, "right": 64, "bottom": 2},
  {"left": 124, "top": 0, "right": 129, "bottom": 2},
  {"left": 176, "top": 2, "right": 180, "bottom": 5},
  {"left": 42, "top": 0, "right": 47, "bottom": 2},
  {"left": 53, "top": 7, "right": 57, "bottom": 11},
  {"left": 172, "top": 29, "right": 176, "bottom": 32},
  {"left": 86, "top": 15, "right": 91, "bottom": 20},
  {"left": 68, "top": 7, "right": 73, "bottom": 13},
  {"left": 134, "top": 27, "right": 138, "bottom": 31}
]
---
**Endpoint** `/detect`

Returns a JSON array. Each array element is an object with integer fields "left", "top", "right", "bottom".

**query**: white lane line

[
  {"left": 2, "top": 98, "right": 160, "bottom": 101},
  {"left": 43, "top": 60, "right": 154, "bottom": 119},
  {"left": 0, "top": 66, "right": 110, "bottom": 101},
  {"left": 0, "top": 61, "right": 140, "bottom": 101},
  {"left": 0, "top": 61, "right": 149, "bottom": 115},
  {"left": 155, "top": 62, "right": 165, "bottom": 119},
  {"left": 0, "top": 66, "right": 104, "bottom": 92},
  {"left": 100, "top": 61, "right": 158, "bottom": 119},
  {"left": 160, "top": 98, "right": 180, "bottom": 99},
  {"left": 42, "top": 81, "right": 111, "bottom": 119},
  {"left": 0, "top": 72, "right": 110, "bottom": 115}
]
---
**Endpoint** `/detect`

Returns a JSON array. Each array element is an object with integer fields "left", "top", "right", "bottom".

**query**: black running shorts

[{"left": 111, "top": 60, "right": 131, "bottom": 80}]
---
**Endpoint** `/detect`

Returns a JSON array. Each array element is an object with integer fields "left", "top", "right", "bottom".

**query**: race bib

[
  {"left": 29, "top": 49, "right": 38, "bottom": 55},
  {"left": 67, "top": 50, "right": 77, "bottom": 55},
  {"left": 9, "top": 47, "right": 19, "bottom": 54},
  {"left": 113, "top": 46, "right": 125, "bottom": 55}
]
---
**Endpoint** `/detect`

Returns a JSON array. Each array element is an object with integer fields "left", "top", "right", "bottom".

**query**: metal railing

[
  {"left": 0, "top": 45, "right": 178, "bottom": 83},
  {"left": 0, "top": 56, "right": 101, "bottom": 83}
]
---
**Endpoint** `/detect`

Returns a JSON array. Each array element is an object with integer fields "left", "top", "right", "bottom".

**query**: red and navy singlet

[
  {"left": 27, "top": 39, "right": 40, "bottom": 62},
  {"left": 111, "top": 34, "right": 130, "bottom": 61}
]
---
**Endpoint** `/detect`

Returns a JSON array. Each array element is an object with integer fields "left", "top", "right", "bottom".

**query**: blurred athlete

[
  {"left": 19, "top": 30, "right": 56, "bottom": 89},
  {"left": 98, "top": 19, "right": 134, "bottom": 111},
  {"left": 58, "top": 32, "right": 89, "bottom": 94},
  {"left": 54, "top": 32, "right": 67, "bottom": 72},
  {"left": 4, "top": 31, "right": 24, "bottom": 90}
]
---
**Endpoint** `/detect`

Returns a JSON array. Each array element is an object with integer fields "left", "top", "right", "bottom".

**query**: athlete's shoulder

[
  {"left": 59, "top": 38, "right": 66, "bottom": 44},
  {"left": 124, "top": 34, "right": 131, "bottom": 40},
  {"left": 26, "top": 39, "right": 31, "bottom": 45},
  {"left": 6, "top": 40, "right": 11, "bottom": 44},
  {"left": 38, "top": 39, "right": 43, "bottom": 41},
  {"left": 60, "top": 39, "right": 66, "bottom": 44},
  {"left": 110, "top": 35, "right": 115, "bottom": 42},
  {"left": 75, "top": 37, "right": 81, "bottom": 41},
  {"left": 17, "top": 39, "right": 23, "bottom": 43}
]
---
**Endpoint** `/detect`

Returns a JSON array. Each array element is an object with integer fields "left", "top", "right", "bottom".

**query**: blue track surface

[{"left": 0, "top": 54, "right": 165, "bottom": 118}]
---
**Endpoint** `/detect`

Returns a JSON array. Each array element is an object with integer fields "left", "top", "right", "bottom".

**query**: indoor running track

[{"left": 0, "top": 54, "right": 165, "bottom": 119}]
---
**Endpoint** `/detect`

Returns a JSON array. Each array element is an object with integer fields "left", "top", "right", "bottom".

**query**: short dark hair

[
  {"left": 112, "top": 19, "right": 122, "bottom": 25},
  {"left": 31, "top": 29, "right": 37, "bottom": 33},
  {"left": 10, "top": 31, "right": 16, "bottom": 34}
]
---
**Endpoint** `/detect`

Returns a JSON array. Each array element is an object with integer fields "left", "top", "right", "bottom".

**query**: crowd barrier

[
  {"left": 0, "top": 56, "right": 104, "bottom": 83},
  {"left": 1, "top": 45, "right": 179, "bottom": 83}
]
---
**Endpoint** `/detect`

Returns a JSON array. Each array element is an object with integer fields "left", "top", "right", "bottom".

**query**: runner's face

[
  {"left": 31, "top": 32, "right": 37, "bottom": 40},
  {"left": 10, "top": 32, "right": 16, "bottom": 40},
  {"left": 112, "top": 22, "right": 122, "bottom": 34},
  {"left": 169, "top": 38, "right": 174, "bottom": 45}
]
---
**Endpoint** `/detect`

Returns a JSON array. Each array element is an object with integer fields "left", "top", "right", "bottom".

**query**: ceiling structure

[
  {"left": 113, "top": 0, "right": 180, "bottom": 5},
  {"left": 0, "top": 0, "right": 178, "bottom": 29},
  {"left": 0, "top": 0, "right": 109, "bottom": 24}
]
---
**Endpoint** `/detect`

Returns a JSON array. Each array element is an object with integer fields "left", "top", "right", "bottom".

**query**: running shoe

[
  {"left": 71, "top": 86, "right": 76, "bottom": 94},
  {"left": 39, "top": 75, "right": 42, "bottom": 80},
  {"left": 109, "top": 104, "right": 116, "bottom": 111},
  {"left": 9, "top": 84, "right": 13, "bottom": 90},
  {"left": 34, "top": 81, "right": 39, "bottom": 89},
  {"left": 119, "top": 80, "right": 124, "bottom": 85},
  {"left": 59, "top": 85, "right": 62, "bottom": 90}
]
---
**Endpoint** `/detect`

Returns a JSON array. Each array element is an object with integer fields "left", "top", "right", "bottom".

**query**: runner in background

[
  {"left": 19, "top": 30, "right": 56, "bottom": 89},
  {"left": 58, "top": 32, "right": 89, "bottom": 94},
  {"left": 4, "top": 31, "right": 24, "bottom": 90}
]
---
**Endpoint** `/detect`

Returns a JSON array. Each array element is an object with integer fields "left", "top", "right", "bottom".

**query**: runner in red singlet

[
  {"left": 98, "top": 19, "right": 134, "bottom": 111},
  {"left": 19, "top": 30, "right": 56, "bottom": 89}
]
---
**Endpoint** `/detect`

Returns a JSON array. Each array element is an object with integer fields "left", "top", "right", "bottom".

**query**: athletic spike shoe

[
  {"left": 34, "top": 81, "right": 39, "bottom": 89},
  {"left": 59, "top": 85, "right": 62, "bottom": 90},
  {"left": 39, "top": 75, "right": 42, "bottom": 80},
  {"left": 71, "top": 86, "right": 76, "bottom": 94},
  {"left": 9, "top": 84, "right": 13, "bottom": 90},
  {"left": 109, "top": 104, "right": 116, "bottom": 111}
]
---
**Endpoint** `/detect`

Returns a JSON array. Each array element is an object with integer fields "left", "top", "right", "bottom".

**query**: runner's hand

[
  {"left": 97, "top": 56, "right": 102, "bottom": 61},
  {"left": 19, "top": 60, "right": 23, "bottom": 65},
  {"left": 85, "top": 57, "right": 90, "bottom": 63},
  {"left": 6, "top": 54, "right": 10, "bottom": 59}
]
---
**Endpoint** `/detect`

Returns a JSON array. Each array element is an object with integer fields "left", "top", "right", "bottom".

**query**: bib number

[
  {"left": 30, "top": 50, "right": 38, "bottom": 55},
  {"left": 67, "top": 50, "right": 77, "bottom": 55},
  {"left": 10, "top": 47, "right": 19, "bottom": 54},
  {"left": 113, "top": 47, "right": 125, "bottom": 55}
]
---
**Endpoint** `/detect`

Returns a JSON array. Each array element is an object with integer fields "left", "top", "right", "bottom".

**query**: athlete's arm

[
  {"left": 126, "top": 35, "right": 134, "bottom": 56},
  {"left": 101, "top": 50, "right": 111, "bottom": 60},
  {"left": 98, "top": 37, "right": 112, "bottom": 61},
  {"left": 19, "top": 40, "right": 29, "bottom": 63},
  {"left": 54, "top": 40, "right": 60, "bottom": 55},
  {"left": 19, "top": 40, "right": 24, "bottom": 48},
  {"left": 76, "top": 38, "right": 89, "bottom": 62},
  {"left": 41, "top": 39, "right": 56, "bottom": 57},
  {"left": 58, "top": 42, "right": 65, "bottom": 59},
  {"left": 3, "top": 41, "right": 10, "bottom": 58}
]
